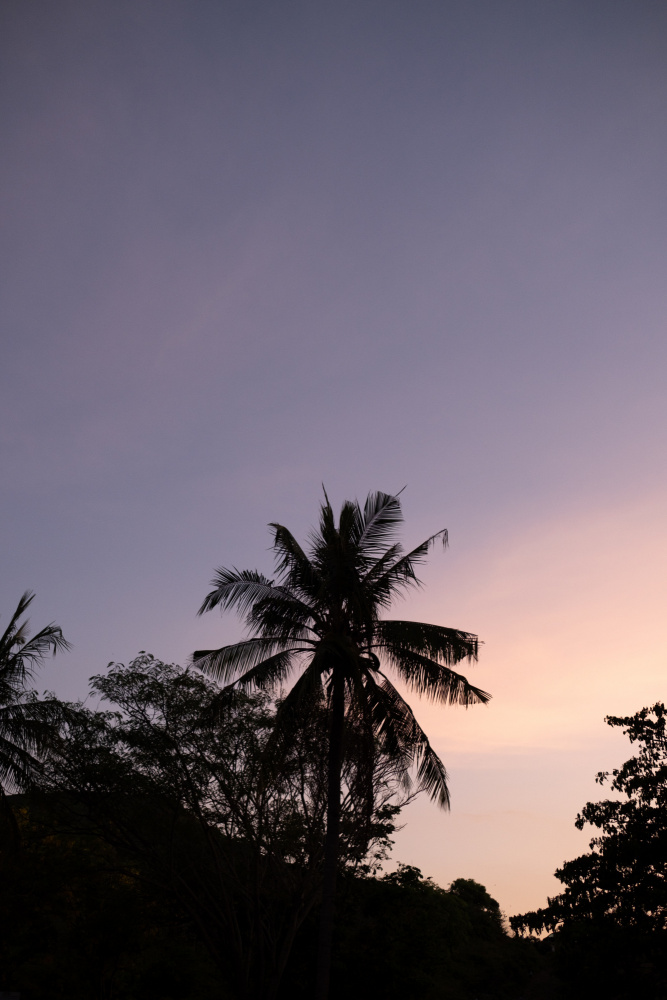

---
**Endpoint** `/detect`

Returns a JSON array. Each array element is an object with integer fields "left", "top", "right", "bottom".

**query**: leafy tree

[
  {"left": 0, "top": 591, "right": 70, "bottom": 833},
  {"left": 512, "top": 704, "right": 667, "bottom": 936},
  {"left": 281, "top": 866, "right": 536, "bottom": 1000},
  {"left": 449, "top": 877, "right": 504, "bottom": 932},
  {"left": 193, "top": 490, "right": 490, "bottom": 998},
  {"left": 511, "top": 704, "right": 667, "bottom": 999},
  {"left": 43, "top": 655, "right": 411, "bottom": 1000}
]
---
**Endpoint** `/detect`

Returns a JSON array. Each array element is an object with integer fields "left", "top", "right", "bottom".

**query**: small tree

[{"left": 511, "top": 704, "right": 667, "bottom": 938}]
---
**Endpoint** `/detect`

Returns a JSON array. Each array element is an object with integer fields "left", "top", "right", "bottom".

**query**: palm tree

[
  {"left": 0, "top": 590, "right": 71, "bottom": 798},
  {"left": 193, "top": 491, "right": 490, "bottom": 1000}
]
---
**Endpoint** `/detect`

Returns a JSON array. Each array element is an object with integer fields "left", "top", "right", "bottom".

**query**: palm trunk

[{"left": 315, "top": 669, "right": 345, "bottom": 1000}]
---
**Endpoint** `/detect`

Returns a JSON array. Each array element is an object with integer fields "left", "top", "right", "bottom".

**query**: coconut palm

[
  {"left": 193, "top": 490, "right": 490, "bottom": 1000},
  {"left": 0, "top": 590, "right": 71, "bottom": 797}
]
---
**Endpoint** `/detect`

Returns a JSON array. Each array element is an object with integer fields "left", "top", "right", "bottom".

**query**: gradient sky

[{"left": 2, "top": 0, "right": 667, "bottom": 917}]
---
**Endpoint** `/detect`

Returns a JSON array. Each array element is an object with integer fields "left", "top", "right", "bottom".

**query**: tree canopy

[
  {"left": 42, "top": 654, "right": 414, "bottom": 1000},
  {"left": 511, "top": 703, "right": 667, "bottom": 937}
]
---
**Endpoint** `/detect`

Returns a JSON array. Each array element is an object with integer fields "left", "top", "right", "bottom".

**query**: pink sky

[
  {"left": 392, "top": 490, "right": 667, "bottom": 913},
  {"left": 2, "top": 0, "right": 666, "bottom": 918}
]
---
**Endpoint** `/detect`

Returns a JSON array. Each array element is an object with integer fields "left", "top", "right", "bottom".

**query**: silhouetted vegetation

[
  {"left": 39, "top": 654, "right": 413, "bottom": 1000},
  {"left": 193, "top": 490, "right": 489, "bottom": 998},
  {"left": 0, "top": 800, "right": 225, "bottom": 999},
  {"left": 6, "top": 504, "right": 665, "bottom": 999},
  {"left": 280, "top": 865, "right": 542, "bottom": 1000},
  {"left": 512, "top": 704, "right": 667, "bottom": 999},
  {"left": 0, "top": 591, "right": 70, "bottom": 851},
  {"left": 1, "top": 807, "right": 543, "bottom": 1000},
  {"left": 0, "top": 591, "right": 70, "bottom": 793}
]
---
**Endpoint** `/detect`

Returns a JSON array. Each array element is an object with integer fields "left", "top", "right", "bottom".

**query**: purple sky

[{"left": 2, "top": 0, "right": 667, "bottom": 915}]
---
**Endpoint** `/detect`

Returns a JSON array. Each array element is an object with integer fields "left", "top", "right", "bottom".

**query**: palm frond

[
  {"left": 360, "top": 542, "right": 403, "bottom": 589},
  {"left": 0, "top": 591, "right": 71, "bottom": 688},
  {"left": 376, "top": 619, "right": 479, "bottom": 665},
  {"left": 197, "top": 567, "right": 322, "bottom": 635},
  {"left": 0, "top": 591, "right": 35, "bottom": 651},
  {"left": 0, "top": 697, "right": 65, "bottom": 791},
  {"left": 262, "top": 663, "right": 326, "bottom": 764},
  {"left": 310, "top": 490, "right": 337, "bottom": 553},
  {"left": 369, "top": 529, "right": 448, "bottom": 606},
  {"left": 269, "top": 523, "right": 323, "bottom": 601},
  {"left": 413, "top": 738, "right": 451, "bottom": 809},
  {"left": 341, "top": 685, "right": 383, "bottom": 823},
  {"left": 0, "top": 594, "right": 69, "bottom": 795},
  {"left": 197, "top": 568, "right": 278, "bottom": 616},
  {"left": 381, "top": 643, "right": 490, "bottom": 706},
  {"left": 245, "top": 595, "right": 321, "bottom": 638},
  {"left": 191, "top": 636, "right": 307, "bottom": 683},
  {"left": 193, "top": 644, "right": 302, "bottom": 690},
  {"left": 338, "top": 498, "right": 361, "bottom": 546},
  {"left": 276, "top": 660, "right": 325, "bottom": 718},
  {"left": 0, "top": 697, "right": 64, "bottom": 732},
  {"left": 356, "top": 491, "right": 404, "bottom": 557},
  {"left": 7, "top": 623, "right": 72, "bottom": 674},
  {"left": 0, "top": 735, "right": 39, "bottom": 792},
  {"left": 361, "top": 672, "right": 450, "bottom": 807}
]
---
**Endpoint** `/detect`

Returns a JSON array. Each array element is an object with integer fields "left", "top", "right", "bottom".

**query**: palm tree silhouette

[
  {"left": 0, "top": 591, "right": 71, "bottom": 798},
  {"left": 193, "top": 491, "right": 490, "bottom": 1000}
]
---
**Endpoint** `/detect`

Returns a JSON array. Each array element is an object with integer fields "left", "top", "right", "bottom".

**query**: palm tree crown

[
  {"left": 0, "top": 591, "right": 71, "bottom": 794},
  {"left": 193, "top": 490, "right": 489, "bottom": 806}
]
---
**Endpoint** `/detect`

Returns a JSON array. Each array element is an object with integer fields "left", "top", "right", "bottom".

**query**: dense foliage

[
  {"left": 0, "top": 816, "right": 541, "bottom": 1000},
  {"left": 280, "top": 866, "right": 541, "bottom": 1000},
  {"left": 0, "top": 647, "right": 540, "bottom": 1000},
  {"left": 0, "top": 802, "right": 225, "bottom": 1000},
  {"left": 40, "top": 654, "right": 411, "bottom": 1000},
  {"left": 511, "top": 704, "right": 667, "bottom": 998}
]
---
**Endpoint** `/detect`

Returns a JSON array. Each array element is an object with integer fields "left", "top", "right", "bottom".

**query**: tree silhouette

[
  {"left": 193, "top": 490, "right": 490, "bottom": 999},
  {"left": 512, "top": 703, "right": 667, "bottom": 938},
  {"left": 0, "top": 591, "right": 70, "bottom": 796},
  {"left": 511, "top": 704, "right": 667, "bottom": 998},
  {"left": 41, "top": 654, "right": 410, "bottom": 1000}
]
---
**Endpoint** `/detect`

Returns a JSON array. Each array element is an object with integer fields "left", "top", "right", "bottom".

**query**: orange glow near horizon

[{"left": 388, "top": 490, "right": 667, "bottom": 916}]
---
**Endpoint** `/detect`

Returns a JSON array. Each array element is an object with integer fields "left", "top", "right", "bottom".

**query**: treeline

[
  {"left": 3, "top": 491, "right": 667, "bottom": 999},
  {"left": 0, "top": 654, "right": 541, "bottom": 1000},
  {"left": 1, "top": 804, "right": 541, "bottom": 1000}
]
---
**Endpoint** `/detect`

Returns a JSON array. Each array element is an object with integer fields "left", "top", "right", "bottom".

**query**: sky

[{"left": 2, "top": 0, "right": 667, "bottom": 917}]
